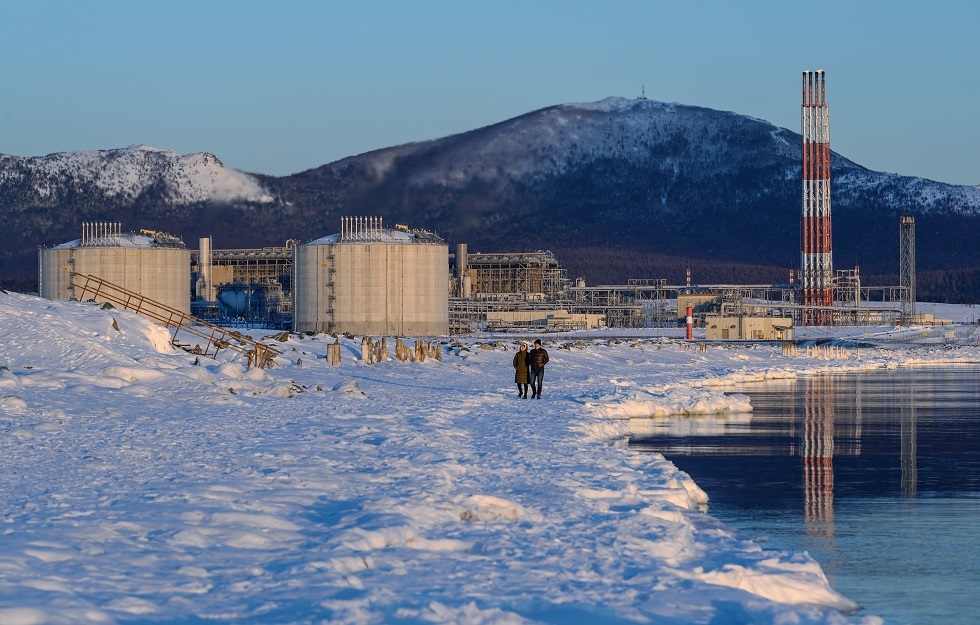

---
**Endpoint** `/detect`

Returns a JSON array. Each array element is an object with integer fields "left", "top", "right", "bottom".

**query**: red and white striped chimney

[{"left": 801, "top": 69, "right": 834, "bottom": 324}]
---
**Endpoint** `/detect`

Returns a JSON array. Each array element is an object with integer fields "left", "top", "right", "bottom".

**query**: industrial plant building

[
  {"left": 191, "top": 238, "right": 295, "bottom": 327},
  {"left": 448, "top": 245, "right": 584, "bottom": 333},
  {"left": 452, "top": 246, "right": 567, "bottom": 298},
  {"left": 486, "top": 309, "right": 606, "bottom": 332}
]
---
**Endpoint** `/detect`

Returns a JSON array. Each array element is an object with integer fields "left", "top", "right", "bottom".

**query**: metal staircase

[{"left": 69, "top": 272, "right": 282, "bottom": 368}]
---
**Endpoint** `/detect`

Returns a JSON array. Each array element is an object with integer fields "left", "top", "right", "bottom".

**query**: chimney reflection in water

[
  {"left": 802, "top": 376, "right": 836, "bottom": 537},
  {"left": 901, "top": 378, "right": 918, "bottom": 498}
]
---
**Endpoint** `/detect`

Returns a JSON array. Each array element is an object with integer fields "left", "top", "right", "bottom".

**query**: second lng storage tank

[
  {"left": 292, "top": 218, "right": 449, "bottom": 336},
  {"left": 39, "top": 222, "right": 191, "bottom": 313}
]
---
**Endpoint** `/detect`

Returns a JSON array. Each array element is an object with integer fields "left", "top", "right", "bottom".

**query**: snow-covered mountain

[
  {"left": 3, "top": 97, "right": 980, "bottom": 300},
  {"left": 336, "top": 97, "right": 801, "bottom": 183},
  {"left": 0, "top": 144, "right": 272, "bottom": 205},
  {"left": 293, "top": 96, "right": 980, "bottom": 215}
]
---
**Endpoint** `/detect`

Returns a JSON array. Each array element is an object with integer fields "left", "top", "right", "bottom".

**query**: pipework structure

[
  {"left": 452, "top": 250, "right": 567, "bottom": 298},
  {"left": 190, "top": 239, "right": 297, "bottom": 327},
  {"left": 801, "top": 69, "right": 834, "bottom": 324},
  {"left": 340, "top": 216, "right": 386, "bottom": 242}
]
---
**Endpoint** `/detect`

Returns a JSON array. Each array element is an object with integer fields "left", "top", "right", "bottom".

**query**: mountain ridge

[{"left": 4, "top": 97, "right": 980, "bottom": 300}]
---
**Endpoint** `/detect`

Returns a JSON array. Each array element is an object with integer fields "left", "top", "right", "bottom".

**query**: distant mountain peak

[
  {"left": 329, "top": 96, "right": 818, "bottom": 188},
  {"left": 122, "top": 143, "right": 173, "bottom": 154},
  {"left": 564, "top": 95, "right": 677, "bottom": 113}
]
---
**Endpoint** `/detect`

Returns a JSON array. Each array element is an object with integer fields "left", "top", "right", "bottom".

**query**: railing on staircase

[{"left": 69, "top": 272, "right": 282, "bottom": 368}]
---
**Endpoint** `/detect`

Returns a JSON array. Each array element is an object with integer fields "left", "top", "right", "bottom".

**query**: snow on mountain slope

[
  {"left": 0, "top": 144, "right": 273, "bottom": 204},
  {"left": 835, "top": 168, "right": 980, "bottom": 215},
  {"left": 327, "top": 96, "right": 980, "bottom": 217},
  {"left": 340, "top": 96, "right": 815, "bottom": 186}
]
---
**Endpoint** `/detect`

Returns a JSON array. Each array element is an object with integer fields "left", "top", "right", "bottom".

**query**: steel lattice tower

[
  {"left": 900, "top": 215, "right": 916, "bottom": 320},
  {"left": 801, "top": 70, "right": 834, "bottom": 325}
]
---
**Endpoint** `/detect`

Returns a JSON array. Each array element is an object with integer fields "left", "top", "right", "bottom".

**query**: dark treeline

[
  {"left": 0, "top": 277, "right": 36, "bottom": 293},
  {"left": 554, "top": 247, "right": 790, "bottom": 286}
]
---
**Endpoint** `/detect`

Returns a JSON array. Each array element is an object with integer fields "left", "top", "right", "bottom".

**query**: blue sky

[{"left": 2, "top": 0, "right": 978, "bottom": 185}]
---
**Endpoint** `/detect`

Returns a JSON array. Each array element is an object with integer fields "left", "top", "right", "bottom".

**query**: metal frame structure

[
  {"left": 457, "top": 251, "right": 567, "bottom": 298},
  {"left": 80, "top": 222, "right": 123, "bottom": 247},
  {"left": 449, "top": 274, "right": 910, "bottom": 334},
  {"left": 340, "top": 216, "right": 385, "bottom": 242},
  {"left": 567, "top": 281, "right": 908, "bottom": 328},
  {"left": 900, "top": 215, "right": 916, "bottom": 321},
  {"left": 191, "top": 243, "right": 297, "bottom": 286},
  {"left": 450, "top": 295, "right": 568, "bottom": 334},
  {"left": 191, "top": 241, "right": 297, "bottom": 326},
  {"left": 834, "top": 268, "right": 860, "bottom": 309}
]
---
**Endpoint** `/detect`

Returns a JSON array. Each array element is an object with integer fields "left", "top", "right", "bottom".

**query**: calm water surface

[{"left": 629, "top": 366, "right": 980, "bottom": 625}]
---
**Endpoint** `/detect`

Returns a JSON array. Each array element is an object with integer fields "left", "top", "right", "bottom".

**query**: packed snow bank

[
  {"left": 588, "top": 387, "right": 752, "bottom": 420},
  {"left": 5, "top": 292, "right": 968, "bottom": 623}
]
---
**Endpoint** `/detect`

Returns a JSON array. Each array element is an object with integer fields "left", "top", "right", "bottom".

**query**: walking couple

[{"left": 513, "top": 339, "right": 549, "bottom": 399}]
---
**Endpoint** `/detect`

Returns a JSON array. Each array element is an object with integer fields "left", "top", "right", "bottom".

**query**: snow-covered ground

[{"left": 2, "top": 291, "right": 978, "bottom": 624}]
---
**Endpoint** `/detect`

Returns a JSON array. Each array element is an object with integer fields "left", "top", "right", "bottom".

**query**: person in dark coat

[
  {"left": 527, "top": 338, "right": 549, "bottom": 399},
  {"left": 513, "top": 342, "right": 531, "bottom": 398}
]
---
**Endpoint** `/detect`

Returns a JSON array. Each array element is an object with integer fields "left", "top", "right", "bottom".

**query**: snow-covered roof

[
  {"left": 52, "top": 232, "right": 187, "bottom": 250},
  {"left": 304, "top": 228, "right": 444, "bottom": 246}
]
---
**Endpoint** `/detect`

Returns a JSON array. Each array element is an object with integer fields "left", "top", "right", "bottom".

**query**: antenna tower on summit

[
  {"left": 800, "top": 69, "right": 833, "bottom": 325},
  {"left": 639, "top": 85, "right": 647, "bottom": 100}
]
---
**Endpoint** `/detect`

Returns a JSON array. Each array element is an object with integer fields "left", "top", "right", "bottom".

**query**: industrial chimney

[{"left": 800, "top": 69, "right": 834, "bottom": 324}]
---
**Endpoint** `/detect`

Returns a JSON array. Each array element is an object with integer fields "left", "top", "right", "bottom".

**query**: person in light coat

[{"left": 513, "top": 342, "right": 531, "bottom": 398}]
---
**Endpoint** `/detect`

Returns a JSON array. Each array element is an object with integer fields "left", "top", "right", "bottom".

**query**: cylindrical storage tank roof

[
  {"left": 39, "top": 229, "right": 191, "bottom": 314},
  {"left": 293, "top": 229, "right": 449, "bottom": 336}
]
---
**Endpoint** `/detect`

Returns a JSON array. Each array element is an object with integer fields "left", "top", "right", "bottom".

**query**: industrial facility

[
  {"left": 191, "top": 238, "right": 295, "bottom": 328},
  {"left": 444, "top": 71, "right": 915, "bottom": 336},
  {"left": 452, "top": 246, "right": 567, "bottom": 298},
  {"left": 35, "top": 71, "right": 923, "bottom": 341},
  {"left": 39, "top": 222, "right": 191, "bottom": 313}
]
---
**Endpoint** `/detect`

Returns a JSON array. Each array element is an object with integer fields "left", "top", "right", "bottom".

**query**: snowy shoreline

[{"left": 3, "top": 291, "right": 976, "bottom": 624}]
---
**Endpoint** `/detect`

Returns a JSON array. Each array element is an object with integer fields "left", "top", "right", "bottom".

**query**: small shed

[
  {"left": 486, "top": 309, "right": 605, "bottom": 331},
  {"left": 706, "top": 316, "right": 794, "bottom": 341}
]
